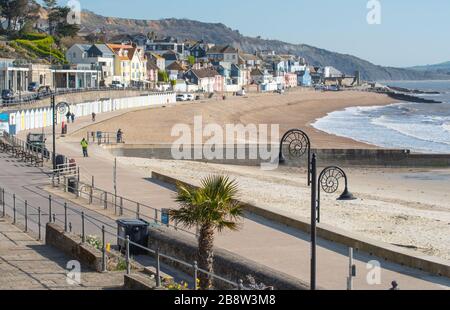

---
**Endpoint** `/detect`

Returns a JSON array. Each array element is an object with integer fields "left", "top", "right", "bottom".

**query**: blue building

[{"left": 297, "top": 68, "right": 312, "bottom": 86}]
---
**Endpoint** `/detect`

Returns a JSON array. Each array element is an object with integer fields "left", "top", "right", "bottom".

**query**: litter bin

[
  {"left": 96, "top": 131, "right": 102, "bottom": 144},
  {"left": 67, "top": 177, "right": 78, "bottom": 194},
  {"left": 116, "top": 219, "right": 150, "bottom": 255},
  {"left": 55, "top": 154, "right": 65, "bottom": 168}
]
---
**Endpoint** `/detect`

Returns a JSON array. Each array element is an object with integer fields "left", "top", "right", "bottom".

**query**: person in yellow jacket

[{"left": 81, "top": 138, "right": 89, "bottom": 157}]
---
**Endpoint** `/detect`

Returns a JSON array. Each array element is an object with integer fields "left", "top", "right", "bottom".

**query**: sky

[{"left": 54, "top": 0, "right": 449, "bottom": 67}]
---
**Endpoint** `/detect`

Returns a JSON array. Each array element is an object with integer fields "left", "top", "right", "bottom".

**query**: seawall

[{"left": 107, "top": 144, "right": 450, "bottom": 168}]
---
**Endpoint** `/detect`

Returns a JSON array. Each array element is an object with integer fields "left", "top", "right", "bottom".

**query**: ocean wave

[{"left": 371, "top": 116, "right": 450, "bottom": 146}]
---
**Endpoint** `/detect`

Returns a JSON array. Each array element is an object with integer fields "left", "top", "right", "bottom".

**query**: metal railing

[
  {"left": 0, "top": 186, "right": 245, "bottom": 290},
  {"left": 0, "top": 131, "right": 51, "bottom": 167},
  {"left": 0, "top": 86, "right": 157, "bottom": 107},
  {"left": 86, "top": 131, "right": 125, "bottom": 145},
  {"left": 53, "top": 179, "right": 196, "bottom": 237},
  {"left": 0, "top": 132, "right": 191, "bottom": 237}
]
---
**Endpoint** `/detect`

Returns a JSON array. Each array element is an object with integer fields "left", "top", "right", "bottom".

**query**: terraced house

[{"left": 107, "top": 44, "right": 148, "bottom": 87}]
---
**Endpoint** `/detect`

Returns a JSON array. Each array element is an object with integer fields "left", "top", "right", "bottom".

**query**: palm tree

[{"left": 170, "top": 175, "right": 243, "bottom": 290}]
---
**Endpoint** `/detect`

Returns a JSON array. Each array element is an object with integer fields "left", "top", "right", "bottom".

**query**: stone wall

[
  {"left": 109, "top": 144, "right": 450, "bottom": 168},
  {"left": 45, "top": 223, "right": 103, "bottom": 272}
]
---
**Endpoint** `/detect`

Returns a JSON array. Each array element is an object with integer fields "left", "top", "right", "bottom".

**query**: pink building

[
  {"left": 284, "top": 73, "right": 298, "bottom": 88},
  {"left": 185, "top": 68, "right": 224, "bottom": 93}
]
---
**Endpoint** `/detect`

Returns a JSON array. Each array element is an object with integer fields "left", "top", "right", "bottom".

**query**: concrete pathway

[
  {"left": 0, "top": 217, "right": 124, "bottom": 290},
  {"left": 14, "top": 104, "right": 450, "bottom": 290}
]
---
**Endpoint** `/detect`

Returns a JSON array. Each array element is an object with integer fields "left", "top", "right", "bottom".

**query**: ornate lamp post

[
  {"left": 51, "top": 94, "right": 70, "bottom": 170},
  {"left": 280, "top": 129, "right": 356, "bottom": 290}
]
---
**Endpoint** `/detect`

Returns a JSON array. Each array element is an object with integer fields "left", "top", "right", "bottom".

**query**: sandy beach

[
  {"left": 72, "top": 88, "right": 395, "bottom": 148},
  {"left": 68, "top": 88, "right": 449, "bottom": 261}
]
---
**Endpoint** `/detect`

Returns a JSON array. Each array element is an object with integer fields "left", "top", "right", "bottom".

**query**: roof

[
  {"left": 250, "top": 68, "right": 264, "bottom": 76},
  {"left": 107, "top": 44, "right": 145, "bottom": 61},
  {"left": 162, "top": 51, "right": 178, "bottom": 61},
  {"left": 166, "top": 61, "right": 186, "bottom": 71},
  {"left": 87, "top": 44, "right": 114, "bottom": 58},
  {"left": 72, "top": 44, "right": 91, "bottom": 52},
  {"left": 190, "top": 68, "right": 220, "bottom": 79},
  {"left": 240, "top": 53, "right": 259, "bottom": 61},
  {"left": 92, "top": 44, "right": 114, "bottom": 56},
  {"left": 207, "top": 45, "right": 238, "bottom": 54},
  {"left": 146, "top": 52, "right": 164, "bottom": 60},
  {"left": 147, "top": 61, "right": 159, "bottom": 71}
]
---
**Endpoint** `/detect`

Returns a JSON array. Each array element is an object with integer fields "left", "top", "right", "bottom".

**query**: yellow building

[{"left": 107, "top": 44, "right": 148, "bottom": 87}]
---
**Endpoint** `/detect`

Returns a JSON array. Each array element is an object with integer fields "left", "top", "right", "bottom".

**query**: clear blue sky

[{"left": 56, "top": 0, "right": 449, "bottom": 67}]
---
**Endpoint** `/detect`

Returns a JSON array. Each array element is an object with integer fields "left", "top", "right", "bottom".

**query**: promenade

[
  {"left": 0, "top": 218, "right": 124, "bottom": 290},
  {"left": 10, "top": 103, "right": 450, "bottom": 290}
]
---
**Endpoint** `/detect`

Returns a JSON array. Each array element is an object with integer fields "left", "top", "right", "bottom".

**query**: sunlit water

[{"left": 313, "top": 80, "right": 450, "bottom": 153}]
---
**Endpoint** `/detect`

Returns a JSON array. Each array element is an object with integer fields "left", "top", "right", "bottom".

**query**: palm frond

[{"left": 171, "top": 175, "right": 243, "bottom": 232}]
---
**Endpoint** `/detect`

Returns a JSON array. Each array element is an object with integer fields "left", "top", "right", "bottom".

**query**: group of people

[
  {"left": 80, "top": 129, "right": 124, "bottom": 158},
  {"left": 65, "top": 111, "right": 76, "bottom": 123}
]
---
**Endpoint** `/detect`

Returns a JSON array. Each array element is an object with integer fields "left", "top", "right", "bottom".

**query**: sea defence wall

[
  {"left": 2, "top": 92, "right": 176, "bottom": 135},
  {"left": 107, "top": 144, "right": 450, "bottom": 168},
  {"left": 151, "top": 171, "right": 450, "bottom": 278}
]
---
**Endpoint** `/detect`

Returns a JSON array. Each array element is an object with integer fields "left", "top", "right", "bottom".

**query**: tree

[
  {"left": 171, "top": 175, "right": 243, "bottom": 290},
  {"left": 187, "top": 55, "right": 195, "bottom": 66},
  {"left": 158, "top": 70, "right": 169, "bottom": 83},
  {"left": 0, "top": 0, "right": 38, "bottom": 31}
]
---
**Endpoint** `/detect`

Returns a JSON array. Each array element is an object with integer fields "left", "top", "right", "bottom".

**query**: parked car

[
  {"left": 176, "top": 94, "right": 188, "bottom": 101},
  {"left": 28, "top": 82, "right": 39, "bottom": 92},
  {"left": 186, "top": 94, "right": 195, "bottom": 101},
  {"left": 1, "top": 89, "right": 14, "bottom": 101},
  {"left": 236, "top": 89, "right": 246, "bottom": 96},
  {"left": 110, "top": 81, "right": 124, "bottom": 89}
]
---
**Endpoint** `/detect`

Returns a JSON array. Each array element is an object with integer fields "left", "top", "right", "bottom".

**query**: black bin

[
  {"left": 55, "top": 155, "right": 65, "bottom": 168},
  {"left": 67, "top": 177, "right": 77, "bottom": 194},
  {"left": 116, "top": 219, "right": 149, "bottom": 255}
]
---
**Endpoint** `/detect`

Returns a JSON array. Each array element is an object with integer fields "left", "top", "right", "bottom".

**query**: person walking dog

[{"left": 81, "top": 138, "right": 89, "bottom": 157}]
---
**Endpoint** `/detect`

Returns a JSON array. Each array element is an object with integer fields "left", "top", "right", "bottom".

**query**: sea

[{"left": 312, "top": 80, "right": 450, "bottom": 154}]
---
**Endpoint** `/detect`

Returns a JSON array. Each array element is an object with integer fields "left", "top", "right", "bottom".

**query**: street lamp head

[{"left": 337, "top": 187, "right": 356, "bottom": 201}]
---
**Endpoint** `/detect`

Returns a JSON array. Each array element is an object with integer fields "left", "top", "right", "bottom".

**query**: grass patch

[{"left": 13, "top": 33, "right": 67, "bottom": 64}]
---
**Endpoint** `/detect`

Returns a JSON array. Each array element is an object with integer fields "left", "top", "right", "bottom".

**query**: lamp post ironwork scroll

[
  {"left": 279, "top": 129, "right": 312, "bottom": 185},
  {"left": 317, "top": 166, "right": 356, "bottom": 223}
]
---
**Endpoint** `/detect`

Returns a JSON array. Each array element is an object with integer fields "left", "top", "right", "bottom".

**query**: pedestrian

[
  {"left": 71, "top": 112, "right": 75, "bottom": 123},
  {"left": 389, "top": 281, "right": 400, "bottom": 290},
  {"left": 66, "top": 111, "right": 71, "bottom": 123},
  {"left": 92, "top": 112, "right": 96, "bottom": 122},
  {"left": 116, "top": 129, "right": 123, "bottom": 143},
  {"left": 81, "top": 138, "right": 89, "bottom": 157}
]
